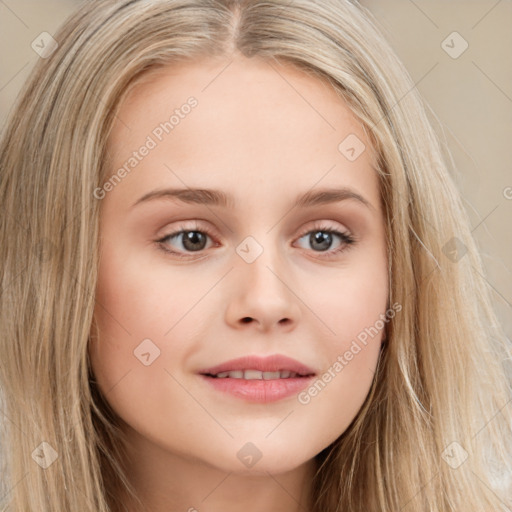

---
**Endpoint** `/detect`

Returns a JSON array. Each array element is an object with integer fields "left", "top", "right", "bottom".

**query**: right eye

[{"left": 155, "top": 222, "right": 218, "bottom": 259}]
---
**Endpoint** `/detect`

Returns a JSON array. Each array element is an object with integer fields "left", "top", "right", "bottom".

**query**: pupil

[
  {"left": 183, "top": 231, "right": 206, "bottom": 251},
  {"left": 311, "top": 231, "right": 331, "bottom": 251}
]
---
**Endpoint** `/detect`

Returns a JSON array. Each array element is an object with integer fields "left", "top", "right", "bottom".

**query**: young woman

[{"left": 0, "top": 1, "right": 510, "bottom": 511}]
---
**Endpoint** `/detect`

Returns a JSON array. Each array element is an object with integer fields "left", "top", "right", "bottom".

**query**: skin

[{"left": 89, "top": 53, "right": 389, "bottom": 512}]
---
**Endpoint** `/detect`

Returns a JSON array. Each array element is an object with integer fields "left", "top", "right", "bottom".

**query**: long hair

[{"left": 0, "top": 1, "right": 510, "bottom": 510}]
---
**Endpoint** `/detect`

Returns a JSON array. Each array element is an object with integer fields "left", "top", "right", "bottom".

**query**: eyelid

[
  {"left": 157, "top": 220, "right": 217, "bottom": 239},
  {"left": 295, "top": 219, "right": 352, "bottom": 239}
]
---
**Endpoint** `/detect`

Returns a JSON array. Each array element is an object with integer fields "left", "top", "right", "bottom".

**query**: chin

[{"left": 205, "top": 444, "right": 315, "bottom": 476}]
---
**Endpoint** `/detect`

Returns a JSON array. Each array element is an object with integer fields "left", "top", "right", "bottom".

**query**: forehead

[{"left": 105, "top": 55, "right": 380, "bottom": 211}]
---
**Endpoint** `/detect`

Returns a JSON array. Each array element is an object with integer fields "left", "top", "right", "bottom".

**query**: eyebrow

[{"left": 131, "top": 186, "right": 376, "bottom": 212}]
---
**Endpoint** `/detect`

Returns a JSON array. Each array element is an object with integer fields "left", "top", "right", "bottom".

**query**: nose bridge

[{"left": 235, "top": 230, "right": 286, "bottom": 290}]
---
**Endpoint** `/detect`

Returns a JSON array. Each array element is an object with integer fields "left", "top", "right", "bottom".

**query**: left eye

[{"left": 295, "top": 228, "right": 354, "bottom": 254}]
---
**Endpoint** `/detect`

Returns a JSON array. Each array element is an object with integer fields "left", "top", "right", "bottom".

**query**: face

[{"left": 89, "top": 54, "right": 389, "bottom": 478}]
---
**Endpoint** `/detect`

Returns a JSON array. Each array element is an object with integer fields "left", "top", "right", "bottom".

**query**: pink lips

[{"left": 198, "top": 354, "right": 316, "bottom": 403}]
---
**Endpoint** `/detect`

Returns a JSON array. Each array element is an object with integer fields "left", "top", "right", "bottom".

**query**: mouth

[{"left": 197, "top": 354, "right": 316, "bottom": 403}]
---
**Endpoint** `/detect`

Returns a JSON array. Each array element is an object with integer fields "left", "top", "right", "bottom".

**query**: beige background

[{"left": 0, "top": 1, "right": 510, "bottom": 337}]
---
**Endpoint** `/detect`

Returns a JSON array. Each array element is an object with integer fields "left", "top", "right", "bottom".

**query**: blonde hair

[{"left": 1, "top": 0, "right": 511, "bottom": 510}]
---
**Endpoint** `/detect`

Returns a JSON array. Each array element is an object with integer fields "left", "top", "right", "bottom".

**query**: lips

[
  {"left": 198, "top": 354, "right": 316, "bottom": 403},
  {"left": 198, "top": 354, "right": 316, "bottom": 379}
]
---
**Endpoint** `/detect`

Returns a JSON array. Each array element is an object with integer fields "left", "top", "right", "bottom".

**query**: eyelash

[{"left": 155, "top": 221, "right": 356, "bottom": 260}]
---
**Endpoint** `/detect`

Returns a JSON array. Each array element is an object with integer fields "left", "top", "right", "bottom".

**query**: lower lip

[{"left": 199, "top": 375, "right": 315, "bottom": 403}]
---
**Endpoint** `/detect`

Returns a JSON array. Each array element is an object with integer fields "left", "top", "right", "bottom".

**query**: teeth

[
  {"left": 213, "top": 369, "right": 301, "bottom": 379},
  {"left": 262, "top": 371, "right": 281, "bottom": 380},
  {"left": 244, "top": 370, "right": 263, "bottom": 380}
]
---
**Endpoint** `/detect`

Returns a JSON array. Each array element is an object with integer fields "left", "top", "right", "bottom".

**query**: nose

[{"left": 224, "top": 242, "right": 302, "bottom": 333}]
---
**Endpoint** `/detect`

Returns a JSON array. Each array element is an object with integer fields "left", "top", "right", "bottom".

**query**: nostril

[{"left": 241, "top": 317, "right": 252, "bottom": 323}]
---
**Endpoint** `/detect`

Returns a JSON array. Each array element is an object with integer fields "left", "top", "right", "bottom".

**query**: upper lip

[{"left": 199, "top": 354, "right": 316, "bottom": 376}]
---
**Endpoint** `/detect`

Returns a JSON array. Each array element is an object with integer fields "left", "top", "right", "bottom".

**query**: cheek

[
  {"left": 93, "top": 224, "right": 210, "bottom": 329},
  {"left": 89, "top": 242, "right": 190, "bottom": 396},
  {"left": 88, "top": 237, "right": 224, "bottom": 421},
  {"left": 311, "top": 250, "right": 389, "bottom": 346},
  {"left": 297, "top": 250, "right": 388, "bottom": 430}
]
